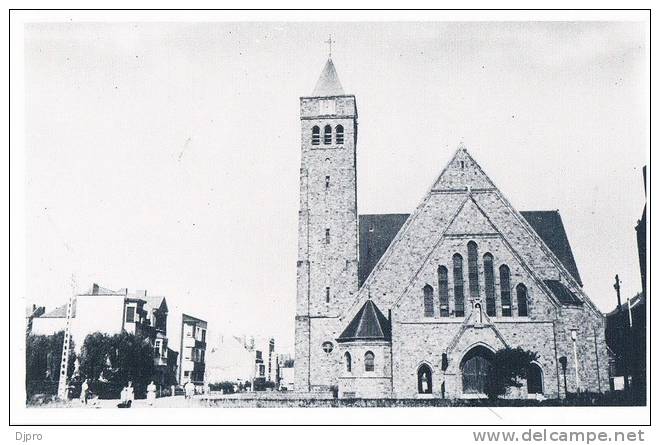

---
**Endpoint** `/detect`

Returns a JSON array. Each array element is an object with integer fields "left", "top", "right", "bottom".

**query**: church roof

[
  {"left": 520, "top": 211, "right": 583, "bottom": 286},
  {"left": 543, "top": 280, "right": 583, "bottom": 306},
  {"left": 311, "top": 59, "right": 345, "bottom": 97},
  {"left": 337, "top": 299, "right": 391, "bottom": 343},
  {"left": 357, "top": 209, "right": 583, "bottom": 288},
  {"left": 358, "top": 214, "right": 409, "bottom": 287}
]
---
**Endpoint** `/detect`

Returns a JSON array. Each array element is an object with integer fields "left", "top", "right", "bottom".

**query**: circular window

[{"left": 322, "top": 341, "right": 334, "bottom": 353}]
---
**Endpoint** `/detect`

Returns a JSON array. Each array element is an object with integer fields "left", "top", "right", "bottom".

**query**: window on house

[
  {"left": 453, "top": 253, "right": 465, "bottom": 317},
  {"left": 517, "top": 283, "right": 529, "bottom": 317},
  {"left": 324, "top": 125, "right": 332, "bottom": 144},
  {"left": 438, "top": 265, "right": 449, "bottom": 317},
  {"left": 423, "top": 284, "right": 434, "bottom": 317},
  {"left": 325, "top": 228, "right": 330, "bottom": 244},
  {"left": 326, "top": 287, "right": 331, "bottom": 303},
  {"left": 322, "top": 341, "right": 334, "bottom": 353},
  {"left": 335, "top": 125, "right": 344, "bottom": 145},
  {"left": 201, "top": 329, "right": 206, "bottom": 343},
  {"left": 467, "top": 241, "right": 480, "bottom": 299},
  {"left": 483, "top": 253, "right": 496, "bottom": 317},
  {"left": 364, "top": 351, "right": 375, "bottom": 372},
  {"left": 344, "top": 352, "right": 352, "bottom": 372},
  {"left": 312, "top": 126, "right": 320, "bottom": 145},
  {"left": 500, "top": 265, "right": 512, "bottom": 316},
  {"left": 325, "top": 175, "right": 330, "bottom": 189},
  {"left": 125, "top": 306, "right": 135, "bottom": 323}
]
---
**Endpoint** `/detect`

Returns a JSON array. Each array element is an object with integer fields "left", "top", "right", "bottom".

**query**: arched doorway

[
  {"left": 417, "top": 364, "right": 432, "bottom": 394},
  {"left": 527, "top": 362, "right": 543, "bottom": 395},
  {"left": 461, "top": 345, "right": 495, "bottom": 395}
]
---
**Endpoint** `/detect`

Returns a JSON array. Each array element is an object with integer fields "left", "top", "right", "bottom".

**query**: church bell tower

[{"left": 294, "top": 55, "right": 359, "bottom": 391}]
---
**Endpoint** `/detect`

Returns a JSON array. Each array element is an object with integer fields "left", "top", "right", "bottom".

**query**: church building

[{"left": 294, "top": 57, "right": 609, "bottom": 399}]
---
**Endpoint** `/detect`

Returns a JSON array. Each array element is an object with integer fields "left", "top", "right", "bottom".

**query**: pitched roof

[
  {"left": 358, "top": 214, "right": 409, "bottom": 287},
  {"left": 311, "top": 59, "right": 345, "bottom": 97},
  {"left": 520, "top": 211, "right": 583, "bottom": 285},
  {"left": 543, "top": 280, "right": 583, "bottom": 306},
  {"left": 337, "top": 299, "right": 391, "bottom": 342},
  {"left": 39, "top": 300, "right": 77, "bottom": 318}
]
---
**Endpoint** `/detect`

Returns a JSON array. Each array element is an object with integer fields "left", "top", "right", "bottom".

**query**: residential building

[{"left": 179, "top": 314, "right": 207, "bottom": 386}]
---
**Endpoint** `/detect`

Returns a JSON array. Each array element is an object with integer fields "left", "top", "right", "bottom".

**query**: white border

[{"left": 5, "top": 6, "right": 652, "bottom": 430}]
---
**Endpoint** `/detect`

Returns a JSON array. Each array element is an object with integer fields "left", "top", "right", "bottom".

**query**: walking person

[
  {"left": 146, "top": 381, "right": 157, "bottom": 406},
  {"left": 80, "top": 378, "right": 89, "bottom": 405}
]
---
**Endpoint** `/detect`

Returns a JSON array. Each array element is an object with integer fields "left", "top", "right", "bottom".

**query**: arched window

[
  {"left": 335, "top": 125, "right": 344, "bottom": 145},
  {"left": 453, "top": 254, "right": 465, "bottom": 317},
  {"left": 438, "top": 266, "right": 449, "bottom": 317},
  {"left": 527, "top": 362, "right": 543, "bottom": 395},
  {"left": 311, "top": 126, "right": 320, "bottom": 145},
  {"left": 517, "top": 283, "right": 529, "bottom": 317},
  {"left": 483, "top": 253, "right": 496, "bottom": 316},
  {"left": 499, "top": 265, "right": 512, "bottom": 316},
  {"left": 323, "top": 125, "right": 332, "bottom": 145},
  {"left": 423, "top": 284, "right": 434, "bottom": 317},
  {"left": 344, "top": 352, "right": 352, "bottom": 372},
  {"left": 417, "top": 364, "right": 433, "bottom": 394},
  {"left": 467, "top": 241, "right": 480, "bottom": 299},
  {"left": 364, "top": 351, "right": 375, "bottom": 372}
]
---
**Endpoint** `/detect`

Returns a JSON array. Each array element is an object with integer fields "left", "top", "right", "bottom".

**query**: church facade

[{"left": 294, "top": 58, "right": 609, "bottom": 399}]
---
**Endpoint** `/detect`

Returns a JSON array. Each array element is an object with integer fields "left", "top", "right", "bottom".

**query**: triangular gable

[
  {"left": 432, "top": 146, "right": 496, "bottom": 191},
  {"left": 444, "top": 195, "right": 498, "bottom": 236},
  {"left": 341, "top": 146, "right": 600, "bottom": 324}
]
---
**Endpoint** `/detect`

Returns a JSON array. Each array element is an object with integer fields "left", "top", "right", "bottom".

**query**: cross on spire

[{"left": 325, "top": 34, "right": 336, "bottom": 59}]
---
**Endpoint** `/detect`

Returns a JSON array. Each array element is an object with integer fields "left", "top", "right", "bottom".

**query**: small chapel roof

[
  {"left": 337, "top": 299, "right": 391, "bottom": 343},
  {"left": 311, "top": 58, "right": 345, "bottom": 97}
]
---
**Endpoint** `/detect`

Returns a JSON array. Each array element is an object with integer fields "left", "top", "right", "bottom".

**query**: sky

[{"left": 24, "top": 21, "right": 648, "bottom": 354}]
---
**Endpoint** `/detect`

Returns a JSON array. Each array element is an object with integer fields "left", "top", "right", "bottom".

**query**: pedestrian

[
  {"left": 125, "top": 381, "right": 134, "bottom": 406},
  {"left": 146, "top": 381, "right": 157, "bottom": 406},
  {"left": 80, "top": 378, "right": 89, "bottom": 405},
  {"left": 184, "top": 380, "right": 194, "bottom": 399}
]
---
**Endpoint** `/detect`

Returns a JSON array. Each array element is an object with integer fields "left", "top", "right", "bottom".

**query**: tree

[
  {"left": 485, "top": 347, "right": 539, "bottom": 400},
  {"left": 25, "top": 331, "right": 76, "bottom": 397},
  {"left": 78, "top": 331, "right": 155, "bottom": 398},
  {"left": 78, "top": 332, "right": 112, "bottom": 382}
]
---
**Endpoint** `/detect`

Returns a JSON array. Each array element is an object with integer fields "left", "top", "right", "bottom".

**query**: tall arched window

[
  {"left": 483, "top": 253, "right": 496, "bottom": 316},
  {"left": 311, "top": 126, "right": 320, "bottom": 145},
  {"left": 467, "top": 241, "right": 480, "bottom": 299},
  {"left": 364, "top": 351, "right": 375, "bottom": 372},
  {"left": 417, "top": 364, "right": 433, "bottom": 394},
  {"left": 499, "top": 264, "right": 512, "bottom": 316},
  {"left": 323, "top": 125, "right": 332, "bottom": 145},
  {"left": 335, "top": 125, "right": 344, "bottom": 145},
  {"left": 438, "top": 266, "right": 449, "bottom": 317},
  {"left": 423, "top": 284, "right": 434, "bottom": 317},
  {"left": 517, "top": 283, "right": 529, "bottom": 317},
  {"left": 344, "top": 352, "right": 352, "bottom": 372},
  {"left": 453, "top": 253, "right": 465, "bottom": 317}
]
